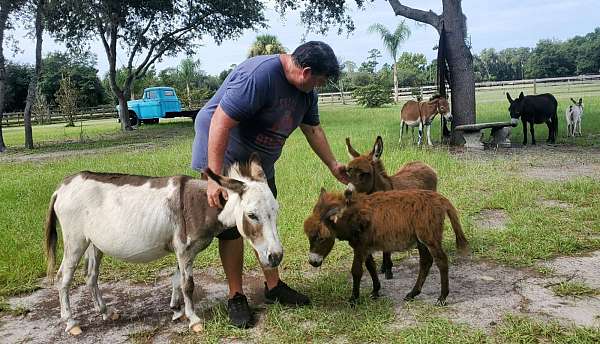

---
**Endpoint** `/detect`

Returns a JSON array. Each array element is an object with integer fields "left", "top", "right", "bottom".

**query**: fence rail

[
  {"left": 319, "top": 74, "right": 600, "bottom": 104},
  {"left": 2, "top": 105, "right": 118, "bottom": 128},
  {"left": 3, "top": 74, "right": 600, "bottom": 126}
]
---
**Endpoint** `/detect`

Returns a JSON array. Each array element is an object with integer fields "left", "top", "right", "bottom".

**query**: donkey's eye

[{"left": 247, "top": 213, "right": 259, "bottom": 221}]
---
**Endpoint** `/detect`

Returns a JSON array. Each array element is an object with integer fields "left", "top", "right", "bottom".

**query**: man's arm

[
  {"left": 207, "top": 105, "right": 239, "bottom": 208},
  {"left": 300, "top": 123, "right": 349, "bottom": 184}
]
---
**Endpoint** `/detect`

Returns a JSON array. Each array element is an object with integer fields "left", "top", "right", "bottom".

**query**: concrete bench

[{"left": 454, "top": 121, "right": 517, "bottom": 149}]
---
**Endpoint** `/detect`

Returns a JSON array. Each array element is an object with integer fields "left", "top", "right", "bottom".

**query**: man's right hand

[{"left": 207, "top": 179, "right": 228, "bottom": 208}]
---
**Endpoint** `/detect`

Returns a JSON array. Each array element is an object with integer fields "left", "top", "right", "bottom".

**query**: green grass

[
  {"left": 1, "top": 88, "right": 600, "bottom": 341},
  {"left": 551, "top": 281, "right": 600, "bottom": 297}
]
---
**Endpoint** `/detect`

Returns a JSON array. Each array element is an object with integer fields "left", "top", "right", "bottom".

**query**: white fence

[{"left": 319, "top": 74, "right": 600, "bottom": 104}]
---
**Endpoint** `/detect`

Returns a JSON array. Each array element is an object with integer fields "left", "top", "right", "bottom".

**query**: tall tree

[
  {"left": 46, "top": 0, "right": 266, "bottom": 131},
  {"left": 39, "top": 52, "right": 105, "bottom": 108},
  {"left": 0, "top": 0, "right": 27, "bottom": 152},
  {"left": 21, "top": 0, "right": 45, "bottom": 149},
  {"left": 248, "top": 34, "right": 286, "bottom": 57},
  {"left": 368, "top": 21, "right": 410, "bottom": 102},
  {"left": 177, "top": 58, "right": 204, "bottom": 108},
  {"left": 275, "top": 0, "right": 476, "bottom": 144}
]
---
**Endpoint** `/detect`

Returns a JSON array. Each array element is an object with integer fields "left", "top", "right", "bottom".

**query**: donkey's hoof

[
  {"left": 435, "top": 299, "right": 447, "bottom": 307},
  {"left": 172, "top": 310, "right": 185, "bottom": 321},
  {"left": 190, "top": 322, "right": 203, "bottom": 333},
  {"left": 68, "top": 325, "right": 82, "bottom": 336},
  {"left": 103, "top": 309, "right": 119, "bottom": 321},
  {"left": 403, "top": 291, "right": 419, "bottom": 301}
]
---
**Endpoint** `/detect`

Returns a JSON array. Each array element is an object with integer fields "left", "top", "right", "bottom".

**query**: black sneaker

[
  {"left": 264, "top": 280, "right": 311, "bottom": 306},
  {"left": 227, "top": 293, "right": 252, "bottom": 328}
]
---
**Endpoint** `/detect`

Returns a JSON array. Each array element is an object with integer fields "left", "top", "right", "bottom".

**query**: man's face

[{"left": 300, "top": 68, "right": 328, "bottom": 92}]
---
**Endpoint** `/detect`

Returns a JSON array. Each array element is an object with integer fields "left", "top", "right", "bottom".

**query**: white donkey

[
  {"left": 45, "top": 153, "right": 283, "bottom": 336},
  {"left": 400, "top": 95, "right": 452, "bottom": 146},
  {"left": 566, "top": 97, "right": 584, "bottom": 137}
]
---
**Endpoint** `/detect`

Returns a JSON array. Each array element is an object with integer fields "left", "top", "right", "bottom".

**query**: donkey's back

[{"left": 50, "top": 172, "right": 216, "bottom": 263}]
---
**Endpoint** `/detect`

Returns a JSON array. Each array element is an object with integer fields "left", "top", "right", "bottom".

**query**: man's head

[{"left": 291, "top": 41, "right": 340, "bottom": 92}]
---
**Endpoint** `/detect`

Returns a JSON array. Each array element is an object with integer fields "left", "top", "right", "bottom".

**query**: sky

[{"left": 8, "top": 0, "right": 600, "bottom": 77}]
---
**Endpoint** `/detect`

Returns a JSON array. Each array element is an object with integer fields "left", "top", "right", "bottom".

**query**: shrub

[{"left": 352, "top": 83, "right": 393, "bottom": 107}]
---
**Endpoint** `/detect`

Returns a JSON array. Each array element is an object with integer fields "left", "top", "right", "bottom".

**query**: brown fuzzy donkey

[
  {"left": 304, "top": 186, "right": 469, "bottom": 306},
  {"left": 345, "top": 136, "right": 438, "bottom": 279}
]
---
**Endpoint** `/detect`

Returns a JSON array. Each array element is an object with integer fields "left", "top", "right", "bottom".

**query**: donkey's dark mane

[{"left": 429, "top": 94, "right": 445, "bottom": 101}]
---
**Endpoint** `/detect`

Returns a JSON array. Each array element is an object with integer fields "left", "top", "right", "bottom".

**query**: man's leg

[
  {"left": 262, "top": 177, "right": 310, "bottom": 306},
  {"left": 218, "top": 229, "right": 252, "bottom": 329},
  {"left": 220, "top": 237, "right": 244, "bottom": 298}
]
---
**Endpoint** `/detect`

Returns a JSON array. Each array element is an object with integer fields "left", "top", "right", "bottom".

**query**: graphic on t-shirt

[{"left": 255, "top": 97, "right": 298, "bottom": 147}]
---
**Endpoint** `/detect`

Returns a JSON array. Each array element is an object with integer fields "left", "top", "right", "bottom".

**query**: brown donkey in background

[
  {"left": 305, "top": 186, "right": 469, "bottom": 306},
  {"left": 400, "top": 94, "right": 452, "bottom": 145},
  {"left": 345, "top": 136, "right": 438, "bottom": 279}
]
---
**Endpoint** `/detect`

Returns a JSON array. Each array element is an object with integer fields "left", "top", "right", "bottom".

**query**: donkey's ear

[
  {"left": 319, "top": 187, "right": 327, "bottom": 198},
  {"left": 248, "top": 152, "right": 267, "bottom": 181},
  {"left": 571, "top": 98, "right": 577, "bottom": 104},
  {"left": 345, "top": 137, "right": 360, "bottom": 158},
  {"left": 518, "top": 92, "right": 524, "bottom": 99},
  {"left": 506, "top": 92, "right": 513, "bottom": 103},
  {"left": 370, "top": 136, "right": 383, "bottom": 161},
  {"left": 578, "top": 98, "right": 583, "bottom": 106},
  {"left": 205, "top": 168, "right": 246, "bottom": 195},
  {"left": 322, "top": 207, "right": 341, "bottom": 224}
]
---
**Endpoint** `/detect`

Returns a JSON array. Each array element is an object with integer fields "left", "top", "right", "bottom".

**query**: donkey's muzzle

[{"left": 268, "top": 252, "right": 283, "bottom": 268}]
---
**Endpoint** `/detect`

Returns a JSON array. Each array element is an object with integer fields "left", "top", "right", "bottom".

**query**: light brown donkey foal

[{"left": 345, "top": 136, "right": 437, "bottom": 279}]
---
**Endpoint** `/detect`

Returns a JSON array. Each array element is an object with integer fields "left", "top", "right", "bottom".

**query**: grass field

[{"left": 1, "top": 88, "right": 600, "bottom": 342}]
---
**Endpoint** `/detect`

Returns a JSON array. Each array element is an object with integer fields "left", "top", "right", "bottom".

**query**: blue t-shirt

[{"left": 191, "top": 55, "right": 320, "bottom": 179}]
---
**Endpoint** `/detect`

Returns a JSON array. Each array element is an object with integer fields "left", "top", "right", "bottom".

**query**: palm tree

[
  {"left": 248, "top": 34, "right": 286, "bottom": 58},
  {"left": 177, "top": 58, "right": 203, "bottom": 109},
  {"left": 368, "top": 21, "right": 411, "bottom": 102}
]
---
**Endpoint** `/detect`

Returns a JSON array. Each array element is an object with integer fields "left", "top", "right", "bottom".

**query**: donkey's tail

[
  {"left": 45, "top": 193, "right": 58, "bottom": 283},
  {"left": 443, "top": 198, "right": 470, "bottom": 256}
]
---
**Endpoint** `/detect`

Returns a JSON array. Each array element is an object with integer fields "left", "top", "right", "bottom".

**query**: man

[{"left": 191, "top": 41, "right": 348, "bottom": 328}]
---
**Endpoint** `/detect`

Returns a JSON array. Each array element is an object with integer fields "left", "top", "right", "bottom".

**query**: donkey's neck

[{"left": 370, "top": 160, "right": 393, "bottom": 193}]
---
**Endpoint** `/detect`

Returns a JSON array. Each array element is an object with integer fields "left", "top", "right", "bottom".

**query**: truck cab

[{"left": 125, "top": 87, "right": 182, "bottom": 125}]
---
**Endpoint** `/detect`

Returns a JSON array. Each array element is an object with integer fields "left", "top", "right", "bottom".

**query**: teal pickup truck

[{"left": 121, "top": 87, "right": 198, "bottom": 125}]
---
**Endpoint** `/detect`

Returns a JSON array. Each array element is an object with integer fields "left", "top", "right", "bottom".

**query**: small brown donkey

[
  {"left": 346, "top": 136, "right": 438, "bottom": 279},
  {"left": 400, "top": 94, "right": 452, "bottom": 145},
  {"left": 305, "top": 185, "right": 469, "bottom": 306}
]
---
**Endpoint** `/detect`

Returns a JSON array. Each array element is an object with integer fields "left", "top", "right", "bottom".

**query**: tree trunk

[
  {"left": 186, "top": 82, "right": 191, "bottom": 109},
  {"left": 387, "top": 0, "right": 476, "bottom": 144},
  {"left": 23, "top": 0, "right": 45, "bottom": 149},
  {"left": 393, "top": 62, "right": 398, "bottom": 102},
  {"left": 0, "top": 9, "right": 8, "bottom": 153},
  {"left": 443, "top": 0, "right": 475, "bottom": 144}
]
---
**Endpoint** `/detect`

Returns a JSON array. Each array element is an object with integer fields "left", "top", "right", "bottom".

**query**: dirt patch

[
  {"left": 3, "top": 253, "right": 600, "bottom": 342},
  {"left": 452, "top": 144, "right": 600, "bottom": 182},
  {"left": 538, "top": 199, "right": 574, "bottom": 209},
  {"left": 472, "top": 209, "right": 510, "bottom": 231},
  {"left": 0, "top": 143, "right": 157, "bottom": 164},
  {"left": 523, "top": 164, "right": 600, "bottom": 182},
  {"left": 369, "top": 252, "right": 600, "bottom": 330},
  {"left": 0, "top": 268, "right": 264, "bottom": 344}
]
